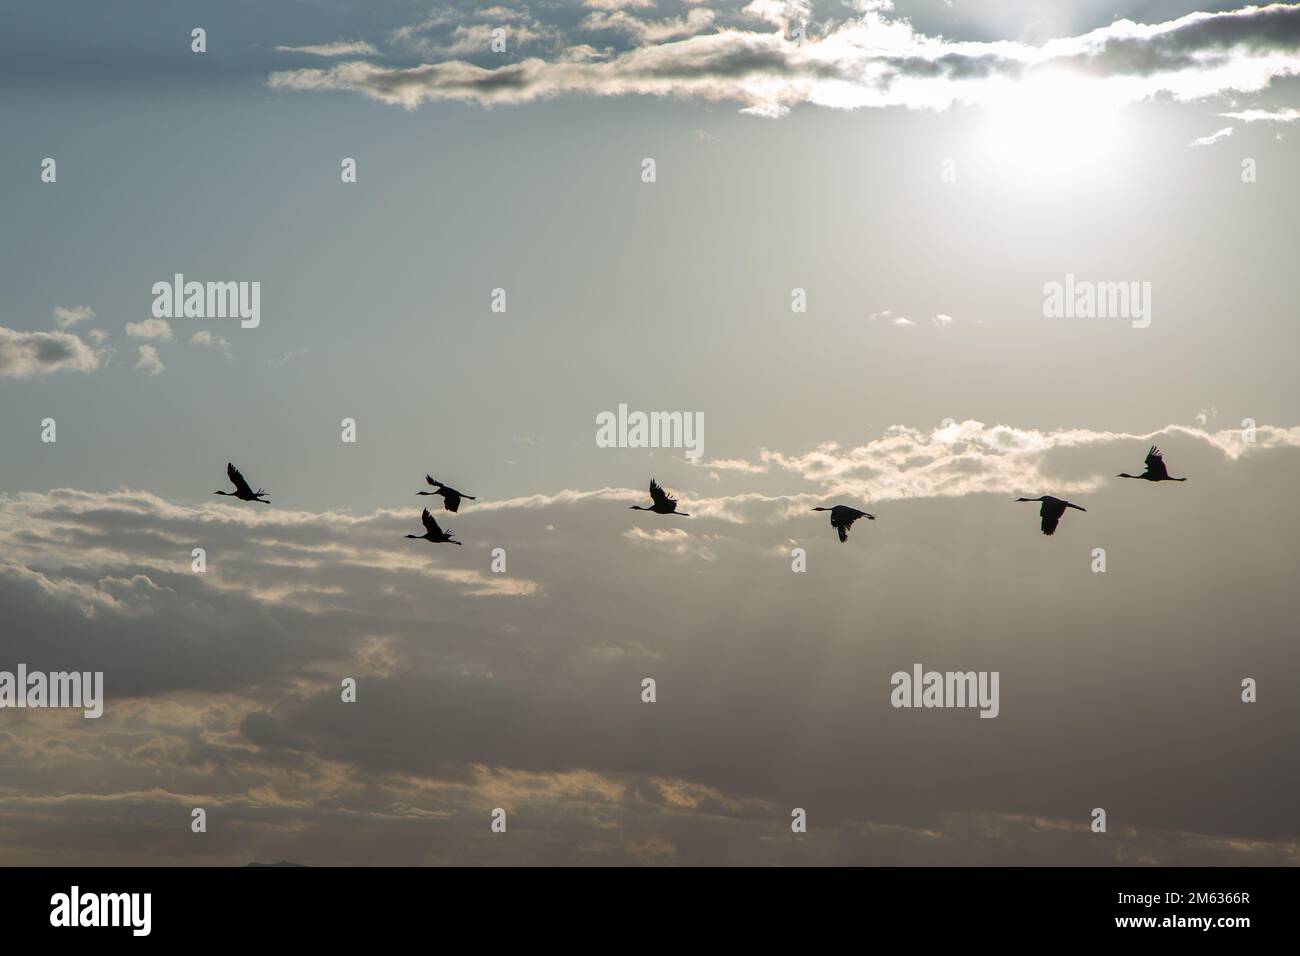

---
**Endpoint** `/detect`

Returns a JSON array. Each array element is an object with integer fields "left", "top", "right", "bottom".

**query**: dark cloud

[{"left": 1, "top": 425, "right": 1297, "bottom": 863}]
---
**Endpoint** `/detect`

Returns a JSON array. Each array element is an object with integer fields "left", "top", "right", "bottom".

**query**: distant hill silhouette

[{"left": 245, "top": 861, "right": 306, "bottom": 867}]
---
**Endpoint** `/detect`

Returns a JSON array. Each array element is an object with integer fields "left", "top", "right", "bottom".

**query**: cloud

[
  {"left": 742, "top": 0, "right": 811, "bottom": 34},
  {"left": 133, "top": 345, "right": 164, "bottom": 375},
  {"left": 2, "top": 426, "right": 1299, "bottom": 864},
  {"left": 1189, "top": 125, "right": 1233, "bottom": 146},
  {"left": 0, "top": 326, "right": 103, "bottom": 378},
  {"left": 125, "top": 318, "right": 173, "bottom": 341},
  {"left": 1219, "top": 106, "right": 1300, "bottom": 122},
  {"left": 714, "top": 420, "right": 1300, "bottom": 504},
  {"left": 268, "top": 4, "right": 1300, "bottom": 117},
  {"left": 52, "top": 305, "right": 95, "bottom": 327},
  {"left": 190, "top": 330, "right": 229, "bottom": 349},
  {"left": 931, "top": 312, "right": 954, "bottom": 327},
  {"left": 581, "top": 9, "right": 718, "bottom": 44},
  {"left": 275, "top": 41, "right": 380, "bottom": 57},
  {"left": 622, "top": 526, "right": 719, "bottom": 561},
  {"left": 389, "top": 12, "right": 557, "bottom": 59},
  {"left": 584, "top": 0, "right": 657, "bottom": 9}
]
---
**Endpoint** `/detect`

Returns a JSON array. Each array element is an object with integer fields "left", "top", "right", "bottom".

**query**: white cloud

[
  {"left": 275, "top": 40, "right": 380, "bottom": 57},
  {"left": 581, "top": 9, "right": 717, "bottom": 44},
  {"left": 583, "top": 0, "right": 657, "bottom": 9},
  {"left": 1218, "top": 107, "right": 1300, "bottom": 123},
  {"left": 622, "top": 526, "right": 719, "bottom": 561},
  {"left": 742, "top": 0, "right": 811, "bottom": 33},
  {"left": 931, "top": 313, "right": 954, "bottom": 327},
  {"left": 715, "top": 420, "right": 1300, "bottom": 505},
  {"left": 125, "top": 318, "right": 174, "bottom": 341},
  {"left": 0, "top": 327, "right": 103, "bottom": 378},
  {"left": 134, "top": 344, "right": 164, "bottom": 375},
  {"left": 190, "top": 330, "right": 229, "bottom": 349},
  {"left": 1189, "top": 126, "right": 1233, "bottom": 147},
  {"left": 52, "top": 305, "right": 95, "bottom": 327}
]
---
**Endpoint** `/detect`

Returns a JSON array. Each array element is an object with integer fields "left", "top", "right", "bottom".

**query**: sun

[{"left": 981, "top": 71, "right": 1126, "bottom": 175}]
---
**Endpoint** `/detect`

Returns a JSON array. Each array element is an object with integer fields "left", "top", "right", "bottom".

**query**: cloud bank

[
  {"left": 268, "top": 3, "right": 1300, "bottom": 117},
  {"left": 2, "top": 421, "right": 1298, "bottom": 863}
]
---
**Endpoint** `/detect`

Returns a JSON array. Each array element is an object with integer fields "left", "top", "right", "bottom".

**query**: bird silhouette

[
  {"left": 629, "top": 479, "right": 689, "bottom": 516},
  {"left": 405, "top": 507, "right": 461, "bottom": 545},
  {"left": 1118, "top": 446, "right": 1186, "bottom": 482},
  {"left": 812, "top": 505, "right": 875, "bottom": 542},
  {"left": 214, "top": 463, "right": 269, "bottom": 503},
  {"left": 417, "top": 476, "right": 476, "bottom": 512},
  {"left": 1015, "top": 495, "right": 1085, "bottom": 536}
]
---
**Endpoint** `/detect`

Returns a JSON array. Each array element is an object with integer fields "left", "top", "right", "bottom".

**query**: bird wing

[
  {"left": 1145, "top": 446, "right": 1170, "bottom": 479},
  {"left": 443, "top": 491, "right": 462, "bottom": 513},
  {"left": 421, "top": 508, "right": 442, "bottom": 536},
  {"left": 227, "top": 463, "right": 254, "bottom": 496},
  {"left": 830, "top": 508, "right": 859, "bottom": 540},
  {"left": 425, "top": 475, "right": 439, "bottom": 487},
  {"left": 1040, "top": 500, "right": 1062, "bottom": 536},
  {"left": 649, "top": 480, "right": 674, "bottom": 508}
]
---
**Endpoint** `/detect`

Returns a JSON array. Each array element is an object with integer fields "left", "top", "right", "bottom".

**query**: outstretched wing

[
  {"left": 442, "top": 490, "right": 462, "bottom": 513},
  {"left": 1145, "top": 446, "right": 1170, "bottom": 479},
  {"left": 832, "top": 509, "right": 857, "bottom": 541},
  {"left": 1040, "top": 501, "right": 1061, "bottom": 536},
  {"left": 227, "top": 463, "right": 254, "bottom": 496},
  {"left": 425, "top": 475, "right": 439, "bottom": 487},
  {"left": 649, "top": 480, "right": 674, "bottom": 509},
  {"left": 421, "top": 508, "right": 443, "bottom": 536}
]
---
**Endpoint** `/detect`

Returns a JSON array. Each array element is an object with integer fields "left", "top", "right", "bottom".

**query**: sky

[{"left": 0, "top": 0, "right": 1298, "bottom": 865}]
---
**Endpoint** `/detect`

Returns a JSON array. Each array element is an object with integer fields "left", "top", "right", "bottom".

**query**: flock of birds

[{"left": 213, "top": 446, "right": 1187, "bottom": 544}]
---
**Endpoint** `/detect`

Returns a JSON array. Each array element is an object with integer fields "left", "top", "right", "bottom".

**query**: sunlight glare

[{"left": 982, "top": 72, "right": 1125, "bottom": 174}]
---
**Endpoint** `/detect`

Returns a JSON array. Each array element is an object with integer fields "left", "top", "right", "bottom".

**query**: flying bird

[
  {"left": 1117, "top": 446, "right": 1187, "bottom": 482},
  {"left": 1015, "top": 496, "right": 1086, "bottom": 536},
  {"left": 214, "top": 463, "right": 269, "bottom": 503},
  {"left": 406, "top": 507, "right": 461, "bottom": 545},
  {"left": 417, "top": 476, "right": 476, "bottom": 512},
  {"left": 629, "top": 479, "right": 689, "bottom": 516},
  {"left": 812, "top": 505, "right": 875, "bottom": 543}
]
